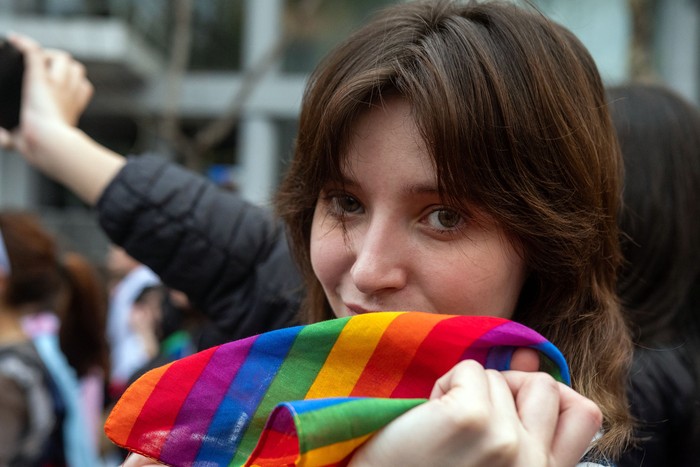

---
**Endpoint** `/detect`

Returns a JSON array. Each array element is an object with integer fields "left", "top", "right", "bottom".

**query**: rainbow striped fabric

[{"left": 105, "top": 312, "right": 569, "bottom": 467}]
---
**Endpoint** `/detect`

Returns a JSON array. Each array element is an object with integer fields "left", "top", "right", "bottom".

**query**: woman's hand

[
  {"left": 0, "top": 34, "right": 93, "bottom": 160},
  {"left": 0, "top": 34, "right": 124, "bottom": 205},
  {"left": 122, "top": 453, "right": 162, "bottom": 467},
  {"left": 349, "top": 358, "right": 602, "bottom": 467}
]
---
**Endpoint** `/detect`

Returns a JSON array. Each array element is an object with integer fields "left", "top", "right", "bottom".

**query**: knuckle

[
  {"left": 454, "top": 359, "right": 485, "bottom": 373},
  {"left": 53, "top": 50, "right": 70, "bottom": 61},
  {"left": 529, "top": 371, "right": 559, "bottom": 393},
  {"left": 580, "top": 397, "right": 603, "bottom": 427},
  {"left": 489, "top": 431, "right": 519, "bottom": 460},
  {"left": 445, "top": 403, "right": 491, "bottom": 432}
]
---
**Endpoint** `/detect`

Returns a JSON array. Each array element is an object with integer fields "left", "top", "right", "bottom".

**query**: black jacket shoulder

[{"left": 96, "top": 154, "right": 303, "bottom": 344}]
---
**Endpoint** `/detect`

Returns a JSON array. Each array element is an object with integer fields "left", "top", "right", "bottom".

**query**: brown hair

[
  {"left": 276, "top": 0, "right": 631, "bottom": 458},
  {"left": 0, "top": 211, "right": 62, "bottom": 309},
  {"left": 59, "top": 252, "right": 110, "bottom": 378},
  {"left": 0, "top": 211, "right": 110, "bottom": 378}
]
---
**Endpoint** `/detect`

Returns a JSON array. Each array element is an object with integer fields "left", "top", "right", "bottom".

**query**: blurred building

[{"left": 0, "top": 0, "right": 699, "bottom": 264}]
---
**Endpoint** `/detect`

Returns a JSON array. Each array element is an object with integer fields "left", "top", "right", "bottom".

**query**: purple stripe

[
  {"left": 158, "top": 336, "right": 257, "bottom": 465},
  {"left": 196, "top": 325, "right": 302, "bottom": 466},
  {"left": 460, "top": 346, "right": 490, "bottom": 365},
  {"left": 459, "top": 321, "right": 544, "bottom": 364},
  {"left": 476, "top": 321, "right": 546, "bottom": 347}
]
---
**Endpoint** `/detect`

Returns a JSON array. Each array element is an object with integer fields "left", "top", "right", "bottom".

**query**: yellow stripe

[
  {"left": 299, "top": 433, "right": 372, "bottom": 465},
  {"left": 305, "top": 312, "right": 400, "bottom": 399}
]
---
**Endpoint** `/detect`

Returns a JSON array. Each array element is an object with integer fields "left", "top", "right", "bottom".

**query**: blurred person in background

[
  {"left": 128, "top": 286, "right": 201, "bottom": 384},
  {"left": 0, "top": 210, "right": 100, "bottom": 466},
  {"left": 55, "top": 251, "right": 110, "bottom": 452},
  {"left": 22, "top": 250, "right": 111, "bottom": 462},
  {"left": 103, "top": 245, "right": 159, "bottom": 398},
  {"left": 608, "top": 83, "right": 700, "bottom": 466}
]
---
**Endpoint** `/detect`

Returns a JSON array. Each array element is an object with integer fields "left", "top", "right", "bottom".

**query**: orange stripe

[
  {"left": 305, "top": 312, "right": 400, "bottom": 399},
  {"left": 104, "top": 362, "right": 173, "bottom": 446},
  {"left": 390, "top": 315, "right": 505, "bottom": 398},
  {"left": 350, "top": 312, "right": 450, "bottom": 397}
]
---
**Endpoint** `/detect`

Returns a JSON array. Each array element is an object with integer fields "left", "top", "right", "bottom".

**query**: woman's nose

[{"left": 349, "top": 221, "right": 408, "bottom": 295}]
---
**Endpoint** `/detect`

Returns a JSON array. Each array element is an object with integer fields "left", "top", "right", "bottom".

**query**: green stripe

[
  {"left": 539, "top": 354, "right": 564, "bottom": 383},
  {"left": 297, "top": 398, "right": 426, "bottom": 453},
  {"left": 231, "top": 317, "right": 350, "bottom": 466}
]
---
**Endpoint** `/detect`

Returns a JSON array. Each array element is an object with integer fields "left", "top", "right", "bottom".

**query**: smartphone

[{"left": 0, "top": 38, "right": 24, "bottom": 130}]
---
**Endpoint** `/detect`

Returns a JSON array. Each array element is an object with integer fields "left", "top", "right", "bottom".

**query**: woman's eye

[
  {"left": 426, "top": 208, "right": 464, "bottom": 230},
  {"left": 331, "top": 194, "right": 362, "bottom": 214}
]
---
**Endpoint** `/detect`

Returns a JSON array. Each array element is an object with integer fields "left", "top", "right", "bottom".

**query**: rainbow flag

[{"left": 105, "top": 312, "right": 569, "bottom": 466}]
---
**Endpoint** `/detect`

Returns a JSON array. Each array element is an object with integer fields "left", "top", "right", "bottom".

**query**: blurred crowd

[{"left": 0, "top": 214, "right": 206, "bottom": 465}]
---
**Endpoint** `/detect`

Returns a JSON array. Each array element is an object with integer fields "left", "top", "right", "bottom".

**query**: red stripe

[
  {"left": 350, "top": 312, "right": 450, "bottom": 397},
  {"left": 246, "top": 428, "right": 299, "bottom": 466},
  {"left": 390, "top": 315, "right": 505, "bottom": 398},
  {"left": 125, "top": 346, "right": 218, "bottom": 456}
]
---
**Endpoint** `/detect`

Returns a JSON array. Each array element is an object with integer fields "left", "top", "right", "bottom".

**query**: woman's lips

[{"left": 345, "top": 303, "right": 375, "bottom": 315}]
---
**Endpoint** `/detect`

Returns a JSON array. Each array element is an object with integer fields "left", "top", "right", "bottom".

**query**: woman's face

[{"left": 310, "top": 97, "right": 527, "bottom": 319}]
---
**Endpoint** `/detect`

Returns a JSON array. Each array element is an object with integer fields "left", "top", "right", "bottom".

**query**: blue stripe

[
  {"left": 287, "top": 396, "right": 364, "bottom": 415},
  {"left": 535, "top": 341, "right": 571, "bottom": 385},
  {"left": 193, "top": 325, "right": 303, "bottom": 466}
]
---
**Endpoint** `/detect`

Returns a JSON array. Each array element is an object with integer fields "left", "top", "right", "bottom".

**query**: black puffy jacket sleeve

[{"left": 96, "top": 154, "right": 303, "bottom": 342}]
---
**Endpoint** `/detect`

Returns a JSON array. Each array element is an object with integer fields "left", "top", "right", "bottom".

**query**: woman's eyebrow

[
  {"left": 406, "top": 183, "right": 439, "bottom": 196},
  {"left": 329, "top": 175, "right": 440, "bottom": 197},
  {"left": 326, "top": 174, "right": 359, "bottom": 189}
]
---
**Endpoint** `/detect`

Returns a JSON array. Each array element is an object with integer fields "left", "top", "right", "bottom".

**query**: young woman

[
  {"left": 276, "top": 1, "right": 631, "bottom": 461},
  {"left": 1, "top": 0, "right": 632, "bottom": 464}
]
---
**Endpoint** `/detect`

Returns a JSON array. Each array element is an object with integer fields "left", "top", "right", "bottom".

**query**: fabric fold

[{"left": 105, "top": 312, "right": 570, "bottom": 467}]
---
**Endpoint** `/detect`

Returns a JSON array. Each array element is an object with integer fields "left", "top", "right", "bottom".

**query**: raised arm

[
  {"left": 1, "top": 36, "right": 302, "bottom": 340},
  {"left": 0, "top": 34, "right": 124, "bottom": 204}
]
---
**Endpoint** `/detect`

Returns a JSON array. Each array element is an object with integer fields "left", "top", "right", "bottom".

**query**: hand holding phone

[{"left": 0, "top": 38, "right": 24, "bottom": 130}]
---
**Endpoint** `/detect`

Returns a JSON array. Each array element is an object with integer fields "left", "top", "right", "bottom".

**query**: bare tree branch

[
  {"left": 628, "top": 0, "right": 658, "bottom": 82},
  {"left": 192, "top": 0, "right": 325, "bottom": 157},
  {"left": 160, "top": 0, "right": 196, "bottom": 167},
  {"left": 157, "top": 0, "right": 325, "bottom": 169}
]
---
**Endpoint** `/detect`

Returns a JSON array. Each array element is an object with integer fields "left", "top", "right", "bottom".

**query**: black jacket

[
  {"left": 96, "top": 154, "right": 303, "bottom": 347},
  {"left": 619, "top": 343, "right": 700, "bottom": 466}
]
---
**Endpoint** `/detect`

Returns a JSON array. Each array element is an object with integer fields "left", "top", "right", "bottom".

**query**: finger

[
  {"left": 45, "top": 50, "right": 72, "bottom": 83},
  {"left": 7, "top": 34, "right": 47, "bottom": 90},
  {"left": 484, "top": 369, "right": 518, "bottom": 416},
  {"left": 429, "top": 360, "right": 499, "bottom": 431},
  {"left": 510, "top": 347, "right": 540, "bottom": 372},
  {"left": 46, "top": 50, "right": 90, "bottom": 92},
  {"left": 502, "top": 372, "right": 602, "bottom": 465},
  {"left": 507, "top": 371, "right": 561, "bottom": 446},
  {"left": 550, "top": 383, "right": 602, "bottom": 466},
  {"left": 0, "top": 128, "right": 13, "bottom": 149},
  {"left": 17, "top": 38, "right": 49, "bottom": 86},
  {"left": 80, "top": 78, "right": 95, "bottom": 105},
  {"left": 7, "top": 33, "right": 41, "bottom": 53},
  {"left": 430, "top": 359, "right": 489, "bottom": 401},
  {"left": 69, "top": 61, "right": 92, "bottom": 102},
  {"left": 121, "top": 453, "right": 162, "bottom": 466}
]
